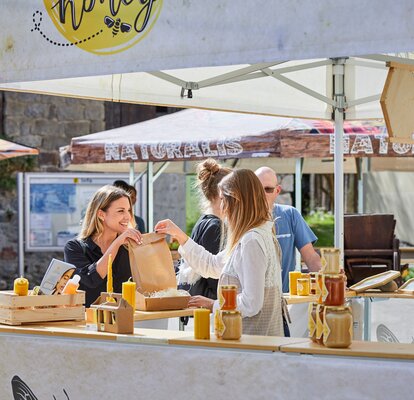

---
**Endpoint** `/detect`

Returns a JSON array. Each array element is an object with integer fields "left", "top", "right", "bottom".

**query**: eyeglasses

[{"left": 264, "top": 186, "right": 279, "bottom": 194}]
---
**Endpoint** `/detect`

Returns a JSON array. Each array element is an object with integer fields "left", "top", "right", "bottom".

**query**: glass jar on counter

[
  {"left": 297, "top": 277, "right": 310, "bottom": 296},
  {"left": 219, "top": 285, "right": 238, "bottom": 310},
  {"left": 316, "top": 273, "right": 325, "bottom": 304},
  {"left": 324, "top": 274, "right": 346, "bottom": 306},
  {"left": 308, "top": 302, "right": 318, "bottom": 342},
  {"left": 215, "top": 310, "right": 242, "bottom": 340},
  {"left": 323, "top": 306, "right": 353, "bottom": 348}
]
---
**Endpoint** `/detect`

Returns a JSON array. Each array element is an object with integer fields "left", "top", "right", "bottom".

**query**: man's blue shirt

[{"left": 273, "top": 204, "right": 317, "bottom": 293}]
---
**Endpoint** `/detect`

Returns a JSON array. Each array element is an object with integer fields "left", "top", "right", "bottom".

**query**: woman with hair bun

[
  {"left": 155, "top": 169, "right": 284, "bottom": 336},
  {"left": 178, "top": 158, "right": 232, "bottom": 300}
]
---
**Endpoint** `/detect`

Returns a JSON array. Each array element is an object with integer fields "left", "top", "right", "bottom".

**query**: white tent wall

[
  {"left": 364, "top": 171, "right": 414, "bottom": 246},
  {"left": 2, "top": 1, "right": 414, "bottom": 84}
]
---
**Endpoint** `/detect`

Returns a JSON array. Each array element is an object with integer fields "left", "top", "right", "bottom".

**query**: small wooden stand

[{"left": 90, "top": 292, "right": 134, "bottom": 334}]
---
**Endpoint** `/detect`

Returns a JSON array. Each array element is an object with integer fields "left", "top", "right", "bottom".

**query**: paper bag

[{"left": 128, "top": 232, "right": 176, "bottom": 294}]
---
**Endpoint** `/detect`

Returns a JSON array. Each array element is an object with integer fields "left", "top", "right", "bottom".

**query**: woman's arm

[{"left": 155, "top": 219, "right": 224, "bottom": 278}]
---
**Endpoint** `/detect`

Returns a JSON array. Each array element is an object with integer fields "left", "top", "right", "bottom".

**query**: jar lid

[
  {"left": 297, "top": 278, "right": 309, "bottom": 282},
  {"left": 221, "top": 310, "right": 241, "bottom": 315},
  {"left": 324, "top": 305, "right": 351, "bottom": 311},
  {"left": 220, "top": 285, "right": 237, "bottom": 289},
  {"left": 323, "top": 273, "right": 345, "bottom": 278}
]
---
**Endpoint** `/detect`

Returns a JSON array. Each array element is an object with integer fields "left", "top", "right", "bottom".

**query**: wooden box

[
  {"left": 90, "top": 293, "right": 134, "bottom": 334},
  {"left": 0, "top": 290, "right": 85, "bottom": 326}
]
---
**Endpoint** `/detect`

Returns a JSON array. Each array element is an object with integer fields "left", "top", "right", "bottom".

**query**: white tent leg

[
  {"left": 295, "top": 158, "right": 303, "bottom": 270},
  {"left": 147, "top": 162, "right": 154, "bottom": 232},
  {"left": 18, "top": 172, "right": 24, "bottom": 277},
  {"left": 357, "top": 158, "right": 365, "bottom": 214},
  {"left": 333, "top": 59, "right": 346, "bottom": 263}
]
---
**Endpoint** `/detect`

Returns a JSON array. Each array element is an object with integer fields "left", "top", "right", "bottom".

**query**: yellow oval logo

[{"left": 37, "top": 0, "right": 162, "bottom": 55}]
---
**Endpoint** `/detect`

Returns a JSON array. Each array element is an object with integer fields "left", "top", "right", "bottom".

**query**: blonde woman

[
  {"left": 155, "top": 169, "right": 283, "bottom": 336},
  {"left": 64, "top": 185, "right": 142, "bottom": 307}
]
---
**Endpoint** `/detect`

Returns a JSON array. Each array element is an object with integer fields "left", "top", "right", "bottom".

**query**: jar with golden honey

[
  {"left": 219, "top": 285, "right": 237, "bottom": 310},
  {"left": 308, "top": 302, "right": 318, "bottom": 342},
  {"left": 324, "top": 274, "right": 346, "bottom": 306},
  {"left": 215, "top": 310, "right": 242, "bottom": 340},
  {"left": 316, "top": 273, "right": 325, "bottom": 304},
  {"left": 297, "top": 277, "right": 310, "bottom": 296},
  {"left": 323, "top": 306, "right": 352, "bottom": 348}
]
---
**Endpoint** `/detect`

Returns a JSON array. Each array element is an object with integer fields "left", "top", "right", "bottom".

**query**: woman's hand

[
  {"left": 114, "top": 228, "right": 143, "bottom": 246},
  {"left": 188, "top": 295, "right": 215, "bottom": 311},
  {"left": 154, "top": 219, "right": 188, "bottom": 246}
]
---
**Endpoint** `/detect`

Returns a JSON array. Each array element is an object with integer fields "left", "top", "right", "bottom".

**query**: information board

[{"left": 25, "top": 173, "right": 134, "bottom": 251}]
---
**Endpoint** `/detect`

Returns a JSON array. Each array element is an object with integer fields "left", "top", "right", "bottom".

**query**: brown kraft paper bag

[{"left": 128, "top": 232, "right": 176, "bottom": 294}]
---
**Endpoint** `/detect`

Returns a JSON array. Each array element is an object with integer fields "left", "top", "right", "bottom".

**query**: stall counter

[{"left": 1, "top": 321, "right": 414, "bottom": 399}]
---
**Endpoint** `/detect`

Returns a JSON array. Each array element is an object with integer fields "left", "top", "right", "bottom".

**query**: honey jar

[
  {"left": 308, "top": 302, "right": 318, "bottom": 342},
  {"left": 219, "top": 285, "right": 237, "bottom": 310},
  {"left": 215, "top": 310, "right": 242, "bottom": 340},
  {"left": 323, "top": 306, "right": 353, "bottom": 348},
  {"left": 289, "top": 271, "right": 302, "bottom": 295},
  {"left": 297, "top": 277, "right": 310, "bottom": 296},
  {"left": 324, "top": 274, "right": 346, "bottom": 306}
]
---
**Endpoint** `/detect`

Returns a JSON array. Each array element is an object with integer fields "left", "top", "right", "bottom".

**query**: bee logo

[
  {"left": 11, "top": 375, "right": 71, "bottom": 400},
  {"left": 104, "top": 16, "right": 132, "bottom": 37}
]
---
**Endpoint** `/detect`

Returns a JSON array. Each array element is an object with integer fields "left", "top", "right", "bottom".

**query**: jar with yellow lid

[
  {"left": 218, "top": 285, "right": 238, "bottom": 310},
  {"left": 323, "top": 306, "right": 353, "bottom": 348},
  {"left": 215, "top": 310, "right": 242, "bottom": 340},
  {"left": 320, "top": 248, "right": 341, "bottom": 274}
]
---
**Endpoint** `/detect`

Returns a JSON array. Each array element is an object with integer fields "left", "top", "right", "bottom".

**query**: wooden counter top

[
  {"left": 0, "top": 321, "right": 190, "bottom": 344},
  {"left": 169, "top": 335, "right": 308, "bottom": 352},
  {"left": 280, "top": 339, "right": 414, "bottom": 360},
  {"left": 0, "top": 321, "right": 413, "bottom": 360},
  {"left": 134, "top": 308, "right": 193, "bottom": 321}
]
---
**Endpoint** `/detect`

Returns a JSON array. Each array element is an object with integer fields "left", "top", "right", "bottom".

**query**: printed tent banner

[
  {"left": 0, "top": 139, "right": 39, "bottom": 161},
  {"left": 1, "top": 1, "right": 414, "bottom": 84},
  {"left": 61, "top": 109, "right": 414, "bottom": 174}
]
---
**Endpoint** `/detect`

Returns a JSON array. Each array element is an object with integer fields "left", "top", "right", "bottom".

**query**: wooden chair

[{"left": 344, "top": 214, "right": 401, "bottom": 285}]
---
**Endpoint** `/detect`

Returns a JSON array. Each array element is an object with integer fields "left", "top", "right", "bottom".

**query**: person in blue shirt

[{"left": 255, "top": 167, "right": 322, "bottom": 293}]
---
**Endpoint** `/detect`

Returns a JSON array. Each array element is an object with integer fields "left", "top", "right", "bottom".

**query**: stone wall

[{"left": 0, "top": 92, "right": 185, "bottom": 289}]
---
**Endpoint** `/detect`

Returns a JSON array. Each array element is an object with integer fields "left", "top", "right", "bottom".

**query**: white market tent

[{"left": 2, "top": 0, "right": 414, "bottom": 256}]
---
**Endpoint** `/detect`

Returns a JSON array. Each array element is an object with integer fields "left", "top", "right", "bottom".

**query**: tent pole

[
  {"left": 129, "top": 162, "right": 134, "bottom": 185},
  {"left": 18, "top": 172, "right": 24, "bottom": 277},
  {"left": 147, "top": 161, "right": 154, "bottom": 232},
  {"left": 295, "top": 158, "right": 304, "bottom": 269},
  {"left": 357, "top": 158, "right": 365, "bottom": 214},
  {"left": 333, "top": 59, "right": 346, "bottom": 263}
]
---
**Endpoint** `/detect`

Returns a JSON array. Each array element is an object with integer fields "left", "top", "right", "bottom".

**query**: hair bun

[{"left": 197, "top": 158, "right": 220, "bottom": 181}]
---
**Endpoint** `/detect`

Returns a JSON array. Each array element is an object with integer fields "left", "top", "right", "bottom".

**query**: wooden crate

[{"left": 0, "top": 290, "right": 85, "bottom": 325}]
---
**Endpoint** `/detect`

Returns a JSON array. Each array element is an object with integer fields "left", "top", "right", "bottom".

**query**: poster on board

[{"left": 25, "top": 173, "right": 133, "bottom": 251}]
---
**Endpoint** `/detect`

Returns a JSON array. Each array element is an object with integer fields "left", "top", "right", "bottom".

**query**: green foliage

[
  {"left": 0, "top": 157, "right": 37, "bottom": 189},
  {"left": 186, "top": 174, "right": 201, "bottom": 236},
  {"left": 305, "top": 210, "right": 334, "bottom": 247}
]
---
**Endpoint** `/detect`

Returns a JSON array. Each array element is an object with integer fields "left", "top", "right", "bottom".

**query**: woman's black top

[
  {"left": 64, "top": 237, "right": 132, "bottom": 307},
  {"left": 188, "top": 214, "right": 221, "bottom": 300}
]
